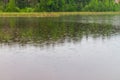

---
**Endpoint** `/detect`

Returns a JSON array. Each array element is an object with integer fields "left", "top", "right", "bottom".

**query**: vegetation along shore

[
  {"left": 0, "top": 12, "right": 120, "bottom": 17},
  {"left": 0, "top": 0, "right": 120, "bottom": 12}
]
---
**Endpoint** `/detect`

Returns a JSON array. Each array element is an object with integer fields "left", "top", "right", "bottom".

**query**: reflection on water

[
  {"left": 62, "top": 15, "right": 120, "bottom": 26},
  {"left": 0, "top": 15, "right": 120, "bottom": 80},
  {"left": 0, "top": 16, "right": 120, "bottom": 46}
]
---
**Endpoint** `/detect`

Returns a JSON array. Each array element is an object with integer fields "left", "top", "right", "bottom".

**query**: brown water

[{"left": 0, "top": 15, "right": 120, "bottom": 80}]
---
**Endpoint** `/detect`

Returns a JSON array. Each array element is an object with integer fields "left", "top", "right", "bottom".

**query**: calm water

[{"left": 0, "top": 15, "right": 120, "bottom": 80}]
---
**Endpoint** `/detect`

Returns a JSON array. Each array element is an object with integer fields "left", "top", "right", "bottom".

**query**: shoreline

[{"left": 0, "top": 12, "right": 120, "bottom": 17}]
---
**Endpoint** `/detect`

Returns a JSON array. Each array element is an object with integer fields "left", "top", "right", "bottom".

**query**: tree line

[{"left": 0, "top": 0, "right": 119, "bottom": 12}]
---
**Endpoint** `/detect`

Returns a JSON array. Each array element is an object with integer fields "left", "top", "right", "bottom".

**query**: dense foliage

[{"left": 0, "top": 0, "right": 119, "bottom": 12}]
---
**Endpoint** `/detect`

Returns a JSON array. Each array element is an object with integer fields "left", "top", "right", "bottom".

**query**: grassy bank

[{"left": 0, "top": 12, "right": 120, "bottom": 17}]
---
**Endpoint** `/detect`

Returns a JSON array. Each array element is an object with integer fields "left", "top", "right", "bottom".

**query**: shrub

[
  {"left": 20, "top": 7, "right": 35, "bottom": 12},
  {"left": 83, "top": 0, "right": 120, "bottom": 11},
  {"left": 5, "top": 7, "right": 20, "bottom": 12}
]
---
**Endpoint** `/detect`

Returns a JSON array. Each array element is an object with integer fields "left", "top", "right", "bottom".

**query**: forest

[{"left": 0, "top": 0, "right": 120, "bottom": 12}]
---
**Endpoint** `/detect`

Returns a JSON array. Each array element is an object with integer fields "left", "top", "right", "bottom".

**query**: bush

[
  {"left": 83, "top": 0, "right": 120, "bottom": 12},
  {"left": 5, "top": 7, "right": 20, "bottom": 12},
  {"left": 20, "top": 7, "right": 35, "bottom": 12}
]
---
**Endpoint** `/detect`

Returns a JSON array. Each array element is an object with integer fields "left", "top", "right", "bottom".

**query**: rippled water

[{"left": 0, "top": 15, "right": 120, "bottom": 80}]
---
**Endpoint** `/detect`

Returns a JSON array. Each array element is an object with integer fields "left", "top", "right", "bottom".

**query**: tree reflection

[{"left": 0, "top": 17, "right": 119, "bottom": 46}]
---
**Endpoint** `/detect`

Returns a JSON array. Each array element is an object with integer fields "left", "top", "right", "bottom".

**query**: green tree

[{"left": 6, "top": 0, "right": 19, "bottom": 12}]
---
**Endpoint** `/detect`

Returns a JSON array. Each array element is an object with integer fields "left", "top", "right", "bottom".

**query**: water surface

[{"left": 0, "top": 15, "right": 120, "bottom": 80}]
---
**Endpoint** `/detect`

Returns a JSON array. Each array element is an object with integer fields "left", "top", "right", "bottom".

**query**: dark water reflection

[
  {"left": 0, "top": 16, "right": 120, "bottom": 46},
  {"left": 0, "top": 15, "right": 120, "bottom": 80}
]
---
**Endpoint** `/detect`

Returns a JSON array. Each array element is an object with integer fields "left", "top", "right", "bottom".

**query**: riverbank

[{"left": 0, "top": 12, "right": 120, "bottom": 17}]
